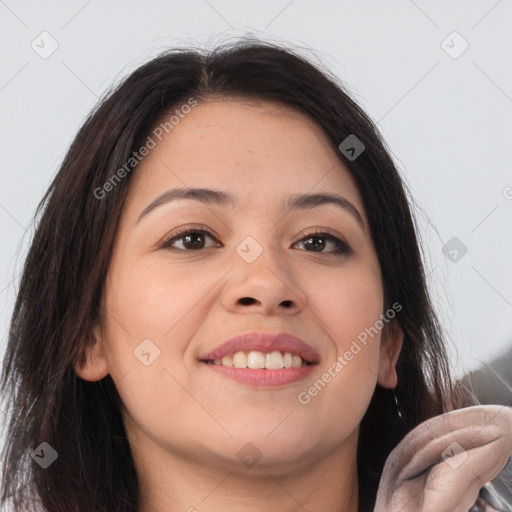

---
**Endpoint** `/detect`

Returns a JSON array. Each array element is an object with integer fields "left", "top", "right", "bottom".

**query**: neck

[{"left": 130, "top": 428, "right": 360, "bottom": 512}]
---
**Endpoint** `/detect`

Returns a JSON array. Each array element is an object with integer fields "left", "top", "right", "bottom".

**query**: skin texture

[{"left": 74, "top": 98, "right": 405, "bottom": 512}]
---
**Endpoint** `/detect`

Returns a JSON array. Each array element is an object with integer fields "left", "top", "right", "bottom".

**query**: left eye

[{"left": 294, "top": 231, "right": 352, "bottom": 255}]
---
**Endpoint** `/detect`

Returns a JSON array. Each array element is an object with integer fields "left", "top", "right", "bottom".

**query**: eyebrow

[{"left": 136, "top": 187, "right": 365, "bottom": 230}]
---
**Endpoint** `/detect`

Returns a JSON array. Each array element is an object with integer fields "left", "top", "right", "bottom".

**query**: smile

[{"left": 204, "top": 350, "right": 311, "bottom": 369}]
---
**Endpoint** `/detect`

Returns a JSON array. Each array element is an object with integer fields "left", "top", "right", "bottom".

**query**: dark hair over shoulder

[{"left": 1, "top": 40, "right": 457, "bottom": 512}]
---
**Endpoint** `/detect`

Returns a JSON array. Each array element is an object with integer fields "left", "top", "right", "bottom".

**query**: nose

[{"left": 220, "top": 249, "right": 306, "bottom": 316}]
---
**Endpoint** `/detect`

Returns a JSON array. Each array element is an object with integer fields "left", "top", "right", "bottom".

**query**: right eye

[{"left": 159, "top": 228, "right": 222, "bottom": 252}]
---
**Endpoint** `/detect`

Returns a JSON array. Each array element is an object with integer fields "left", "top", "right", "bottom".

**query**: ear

[
  {"left": 377, "top": 320, "right": 403, "bottom": 390},
  {"left": 74, "top": 324, "right": 110, "bottom": 382}
]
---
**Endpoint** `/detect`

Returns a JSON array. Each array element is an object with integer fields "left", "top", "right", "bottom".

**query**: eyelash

[{"left": 159, "top": 227, "right": 352, "bottom": 256}]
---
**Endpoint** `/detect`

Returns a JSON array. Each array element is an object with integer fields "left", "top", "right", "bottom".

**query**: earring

[{"left": 393, "top": 390, "right": 402, "bottom": 419}]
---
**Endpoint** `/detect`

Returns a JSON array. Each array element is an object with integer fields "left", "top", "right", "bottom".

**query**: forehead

[{"left": 126, "top": 98, "right": 366, "bottom": 219}]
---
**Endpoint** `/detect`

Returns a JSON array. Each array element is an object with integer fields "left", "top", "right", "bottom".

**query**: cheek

[
  {"left": 302, "top": 266, "right": 383, "bottom": 411},
  {"left": 104, "top": 256, "right": 211, "bottom": 339},
  {"left": 311, "top": 264, "right": 384, "bottom": 350},
  {"left": 98, "top": 258, "right": 212, "bottom": 408},
  {"left": 99, "top": 266, "right": 204, "bottom": 441}
]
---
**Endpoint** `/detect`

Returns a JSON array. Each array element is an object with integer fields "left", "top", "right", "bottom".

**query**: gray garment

[{"left": 458, "top": 345, "right": 512, "bottom": 511}]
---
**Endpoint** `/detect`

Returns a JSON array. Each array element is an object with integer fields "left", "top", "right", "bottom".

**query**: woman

[{"left": 1, "top": 40, "right": 511, "bottom": 512}]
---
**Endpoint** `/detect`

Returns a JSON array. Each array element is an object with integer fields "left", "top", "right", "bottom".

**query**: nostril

[{"left": 281, "top": 300, "right": 293, "bottom": 308}]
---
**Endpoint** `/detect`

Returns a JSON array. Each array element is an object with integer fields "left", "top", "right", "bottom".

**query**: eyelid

[
  {"left": 296, "top": 227, "right": 347, "bottom": 243},
  {"left": 294, "top": 228, "right": 353, "bottom": 254},
  {"left": 157, "top": 224, "right": 221, "bottom": 250}
]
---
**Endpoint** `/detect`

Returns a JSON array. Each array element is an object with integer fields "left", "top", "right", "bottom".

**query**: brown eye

[
  {"left": 160, "top": 229, "right": 220, "bottom": 251},
  {"left": 295, "top": 231, "right": 352, "bottom": 256}
]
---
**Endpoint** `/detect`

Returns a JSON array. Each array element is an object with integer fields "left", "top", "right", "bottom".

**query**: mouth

[{"left": 199, "top": 331, "right": 319, "bottom": 387}]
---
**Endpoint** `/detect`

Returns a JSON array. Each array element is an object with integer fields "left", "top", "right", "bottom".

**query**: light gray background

[{"left": 1, "top": 0, "right": 511, "bottom": 382}]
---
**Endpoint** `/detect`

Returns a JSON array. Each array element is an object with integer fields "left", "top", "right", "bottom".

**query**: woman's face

[{"left": 76, "top": 99, "right": 402, "bottom": 475}]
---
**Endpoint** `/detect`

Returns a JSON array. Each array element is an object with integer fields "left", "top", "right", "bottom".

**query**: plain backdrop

[{"left": 1, "top": 1, "right": 511, "bottom": 388}]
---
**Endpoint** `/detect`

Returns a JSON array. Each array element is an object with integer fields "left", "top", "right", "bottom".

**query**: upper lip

[{"left": 199, "top": 331, "right": 321, "bottom": 364}]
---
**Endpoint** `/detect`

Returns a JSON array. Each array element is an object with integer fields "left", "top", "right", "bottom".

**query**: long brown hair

[{"left": 1, "top": 40, "right": 455, "bottom": 512}]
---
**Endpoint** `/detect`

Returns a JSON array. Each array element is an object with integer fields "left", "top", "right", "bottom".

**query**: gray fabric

[{"left": 458, "top": 345, "right": 512, "bottom": 511}]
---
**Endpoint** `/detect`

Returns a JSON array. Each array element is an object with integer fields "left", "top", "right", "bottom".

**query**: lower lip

[{"left": 203, "top": 363, "right": 316, "bottom": 387}]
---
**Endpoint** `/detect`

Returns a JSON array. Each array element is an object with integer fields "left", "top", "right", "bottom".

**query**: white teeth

[
  {"left": 221, "top": 355, "right": 233, "bottom": 367},
  {"left": 233, "top": 351, "right": 248, "bottom": 368},
  {"left": 247, "top": 351, "right": 265, "bottom": 369},
  {"left": 266, "top": 351, "right": 284, "bottom": 369},
  {"left": 211, "top": 350, "right": 307, "bottom": 369}
]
